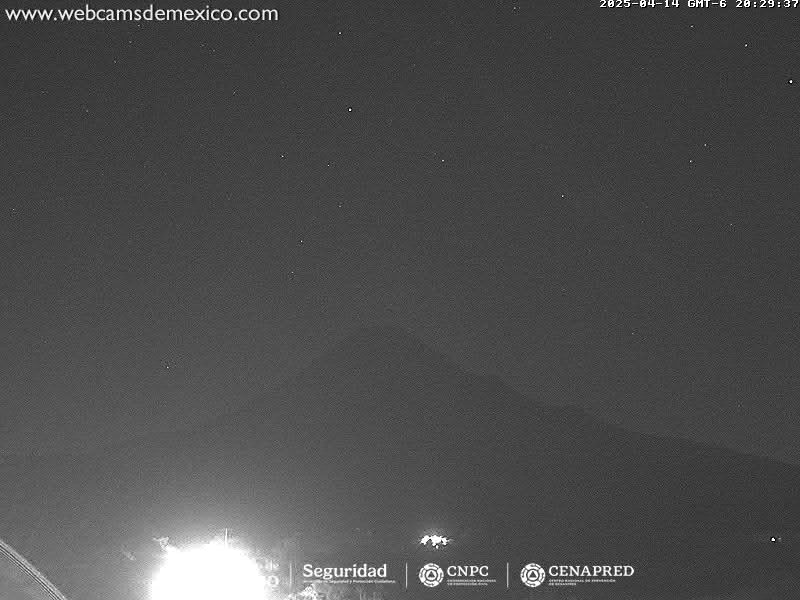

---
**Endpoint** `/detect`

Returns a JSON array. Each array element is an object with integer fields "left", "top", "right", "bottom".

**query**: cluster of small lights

[{"left": 420, "top": 534, "right": 449, "bottom": 548}]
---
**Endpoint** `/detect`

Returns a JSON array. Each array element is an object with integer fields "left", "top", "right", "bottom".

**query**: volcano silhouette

[{"left": 1, "top": 325, "right": 798, "bottom": 599}]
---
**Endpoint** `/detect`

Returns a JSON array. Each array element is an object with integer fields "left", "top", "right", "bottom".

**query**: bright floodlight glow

[{"left": 151, "top": 540, "right": 267, "bottom": 600}]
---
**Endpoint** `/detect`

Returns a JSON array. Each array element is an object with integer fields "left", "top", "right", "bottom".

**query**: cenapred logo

[
  {"left": 520, "top": 563, "right": 546, "bottom": 588},
  {"left": 418, "top": 563, "right": 444, "bottom": 587}
]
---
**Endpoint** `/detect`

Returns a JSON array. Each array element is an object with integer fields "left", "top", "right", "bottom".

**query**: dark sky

[{"left": 2, "top": 1, "right": 798, "bottom": 463}]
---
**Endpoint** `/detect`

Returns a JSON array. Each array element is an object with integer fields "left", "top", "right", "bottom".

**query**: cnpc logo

[
  {"left": 418, "top": 563, "right": 443, "bottom": 587},
  {"left": 418, "top": 563, "right": 490, "bottom": 587},
  {"left": 447, "top": 565, "right": 489, "bottom": 577}
]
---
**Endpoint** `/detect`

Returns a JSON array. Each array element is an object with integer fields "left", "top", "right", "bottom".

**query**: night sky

[{"left": 2, "top": 2, "right": 799, "bottom": 463}]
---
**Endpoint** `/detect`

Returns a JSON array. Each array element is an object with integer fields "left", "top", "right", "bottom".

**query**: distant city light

[
  {"left": 150, "top": 539, "right": 267, "bottom": 600},
  {"left": 420, "top": 534, "right": 449, "bottom": 548}
]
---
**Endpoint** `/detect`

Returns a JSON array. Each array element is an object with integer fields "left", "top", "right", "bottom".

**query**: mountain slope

[{"left": 0, "top": 326, "right": 797, "bottom": 599}]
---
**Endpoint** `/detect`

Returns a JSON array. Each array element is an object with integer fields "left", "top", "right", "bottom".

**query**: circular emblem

[
  {"left": 520, "top": 563, "right": 546, "bottom": 588},
  {"left": 418, "top": 563, "right": 444, "bottom": 587}
]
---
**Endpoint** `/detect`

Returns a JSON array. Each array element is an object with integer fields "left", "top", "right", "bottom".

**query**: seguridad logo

[{"left": 302, "top": 563, "right": 388, "bottom": 581}]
